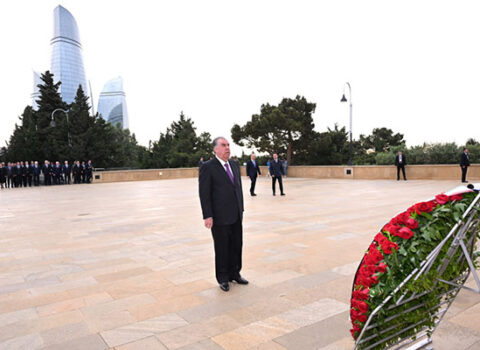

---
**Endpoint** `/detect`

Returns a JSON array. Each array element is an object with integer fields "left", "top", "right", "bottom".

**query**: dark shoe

[
  {"left": 273, "top": 193, "right": 276, "bottom": 196},
  {"left": 281, "top": 193, "right": 285, "bottom": 196},
  {"left": 462, "top": 181, "right": 468, "bottom": 183},
  {"left": 251, "top": 193, "right": 257, "bottom": 196},
  {"left": 230, "top": 276, "right": 249, "bottom": 285},
  {"left": 219, "top": 282, "right": 229, "bottom": 292}
]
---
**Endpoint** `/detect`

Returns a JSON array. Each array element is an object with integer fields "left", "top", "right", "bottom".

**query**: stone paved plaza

[{"left": 1, "top": 177, "right": 480, "bottom": 350}]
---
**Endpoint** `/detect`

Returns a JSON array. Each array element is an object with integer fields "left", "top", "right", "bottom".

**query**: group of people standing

[
  {"left": 246, "top": 153, "right": 286, "bottom": 196},
  {"left": 0, "top": 160, "right": 93, "bottom": 188},
  {"left": 395, "top": 148, "right": 472, "bottom": 183}
]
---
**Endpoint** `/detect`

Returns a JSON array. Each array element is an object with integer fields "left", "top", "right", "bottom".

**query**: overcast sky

[{"left": 1, "top": 0, "right": 479, "bottom": 156}]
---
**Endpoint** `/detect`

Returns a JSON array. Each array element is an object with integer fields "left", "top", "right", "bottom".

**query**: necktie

[{"left": 224, "top": 163, "right": 234, "bottom": 184}]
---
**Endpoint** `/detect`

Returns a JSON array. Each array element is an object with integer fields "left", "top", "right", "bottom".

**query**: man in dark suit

[
  {"left": 25, "top": 161, "right": 33, "bottom": 187},
  {"left": 246, "top": 153, "right": 261, "bottom": 196},
  {"left": 53, "top": 161, "right": 62, "bottom": 184},
  {"left": 63, "top": 161, "right": 71, "bottom": 184},
  {"left": 460, "top": 147, "right": 470, "bottom": 183},
  {"left": 33, "top": 161, "right": 41, "bottom": 186},
  {"left": 6, "top": 163, "right": 13, "bottom": 188},
  {"left": 199, "top": 137, "right": 248, "bottom": 292},
  {"left": 14, "top": 162, "right": 22, "bottom": 187},
  {"left": 42, "top": 160, "right": 51, "bottom": 186},
  {"left": 86, "top": 160, "right": 93, "bottom": 183},
  {"left": 270, "top": 153, "right": 285, "bottom": 196},
  {"left": 395, "top": 151, "right": 407, "bottom": 181},
  {"left": 0, "top": 163, "right": 5, "bottom": 189}
]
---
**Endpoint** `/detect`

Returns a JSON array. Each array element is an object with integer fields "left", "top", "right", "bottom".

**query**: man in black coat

[
  {"left": 53, "top": 161, "right": 62, "bottom": 184},
  {"left": 395, "top": 151, "right": 407, "bottom": 181},
  {"left": 25, "top": 161, "right": 33, "bottom": 187},
  {"left": 199, "top": 137, "right": 248, "bottom": 292},
  {"left": 460, "top": 147, "right": 470, "bottom": 183},
  {"left": 85, "top": 160, "right": 93, "bottom": 183},
  {"left": 6, "top": 163, "right": 13, "bottom": 188},
  {"left": 269, "top": 153, "right": 285, "bottom": 196},
  {"left": 63, "top": 161, "right": 71, "bottom": 184},
  {"left": 14, "top": 162, "right": 22, "bottom": 187},
  {"left": 42, "top": 160, "right": 51, "bottom": 186},
  {"left": 33, "top": 161, "right": 41, "bottom": 186},
  {"left": 0, "top": 163, "right": 5, "bottom": 189},
  {"left": 246, "top": 153, "right": 261, "bottom": 196}
]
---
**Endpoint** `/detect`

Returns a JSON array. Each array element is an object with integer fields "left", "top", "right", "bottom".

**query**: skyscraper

[
  {"left": 97, "top": 77, "right": 129, "bottom": 129},
  {"left": 50, "top": 5, "right": 88, "bottom": 104}
]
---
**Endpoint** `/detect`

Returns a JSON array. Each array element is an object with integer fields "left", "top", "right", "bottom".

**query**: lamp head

[
  {"left": 340, "top": 94, "right": 348, "bottom": 103},
  {"left": 50, "top": 120, "right": 56, "bottom": 127}
]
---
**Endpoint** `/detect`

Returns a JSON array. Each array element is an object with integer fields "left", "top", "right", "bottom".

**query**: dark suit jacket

[
  {"left": 63, "top": 165, "right": 71, "bottom": 175},
  {"left": 33, "top": 166, "right": 41, "bottom": 176},
  {"left": 199, "top": 158, "right": 244, "bottom": 226},
  {"left": 395, "top": 155, "right": 406, "bottom": 167},
  {"left": 269, "top": 159, "right": 284, "bottom": 177},
  {"left": 42, "top": 165, "right": 51, "bottom": 175},
  {"left": 460, "top": 153, "right": 470, "bottom": 167},
  {"left": 246, "top": 160, "right": 261, "bottom": 178}
]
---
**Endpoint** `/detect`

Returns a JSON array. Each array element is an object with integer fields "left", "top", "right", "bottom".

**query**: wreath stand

[{"left": 354, "top": 191, "right": 480, "bottom": 350}]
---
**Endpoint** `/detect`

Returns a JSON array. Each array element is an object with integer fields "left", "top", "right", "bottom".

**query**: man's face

[
  {"left": 251, "top": 154, "right": 256, "bottom": 161},
  {"left": 273, "top": 154, "right": 278, "bottom": 160},
  {"left": 465, "top": 149, "right": 469, "bottom": 153},
  {"left": 399, "top": 152, "right": 402, "bottom": 156},
  {"left": 214, "top": 138, "right": 230, "bottom": 161}
]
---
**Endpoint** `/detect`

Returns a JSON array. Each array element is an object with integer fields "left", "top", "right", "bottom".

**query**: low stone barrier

[{"left": 92, "top": 164, "right": 479, "bottom": 183}]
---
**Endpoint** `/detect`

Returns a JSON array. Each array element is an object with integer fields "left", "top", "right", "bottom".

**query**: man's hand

[{"left": 204, "top": 217, "right": 213, "bottom": 229}]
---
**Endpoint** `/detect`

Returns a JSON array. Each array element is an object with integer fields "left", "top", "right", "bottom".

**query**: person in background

[
  {"left": 33, "top": 161, "right": 41, "bottom": 186},
  {"left": 0, "top": 163, "right": 5, "bottom": 189},
  {"left": 395, "top": 151, "right": 407, "bottom": 181},
  {"left": 81, "top": 161, "right": 86, "bottom": 183},
  {"left": 283, "top": 159, "right": 288, "bottom": 178},
  {"left": 270, "top": 153, "right": 285, "bottom": 196},
  {"left": 266, "top": 160, "right": 271, "bottom": 178},
  {"left": 63, "top": 160, "right": 71, "bottom": 184},
  {"left": 460, "top": 147, "right": 470, "bottom": 183},
  {"left": 42, "top": 160, "right": 51, "bottom": 186},
  {"left": 86, "top": 160, "right": 93, "bottom": 183},
  {"left": 53, "top": 161, "right": 62, "bottom": 184},
  {"left": 26, "top": 161, "right": 33, "bottom": 187},
  {"left": 246, "top": 153, "right": 261, "bottom": 196},
  {"left": 6, "top": 162, "right": 13, "bottom": 188}
]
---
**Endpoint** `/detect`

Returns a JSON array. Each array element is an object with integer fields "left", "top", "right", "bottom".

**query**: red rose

[
  {"left": 394, "top": 226, "right": 414, "bottom": 239},
  {"left": 435, "top": 194, "right": 449, "bottom": 205},
  {"left": 364, "top": 247, "right": 384, "bottom": 265},
  {"left": 392, "top": 212, "right": 410, "bottom": 225},
  {"left": 350, "top": 324, "right": 361, "bottom": 339},
  {"left": 351, "top": 309, "right": 367, "bottom": 323},
  {"left": 405, "top": 217, "right": 419, "bottom": 229},
  {"left": 450, "top": 193, "right": 463, "bottom": 201},
  {"left": 353, "top": 288, "right": 369, "bottom": 300},
  {"left": 383, "top": 223, "right": 401, "bottom": 236},
  {"left": 377, "top": 262, "right": 388, "bottom": 273},
  {"left": 409, "top": 201, "right": 436, "bottom": 214}
]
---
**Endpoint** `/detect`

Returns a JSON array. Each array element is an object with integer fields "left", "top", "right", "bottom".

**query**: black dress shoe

[
  {"left": 219, "top": 282, "right": 229, "bottom": 291},
  {"left": 273, "top": 193, "right": 276, "bottom": 196},
  {"left": 281, "top": 193, "right": 285, "bottom": 196},
  {"left": 251, "top": 193, "right": 257, "bottom": 196},
  {"left": 230, "top": 276, "right": 249, "bottom": 285}
]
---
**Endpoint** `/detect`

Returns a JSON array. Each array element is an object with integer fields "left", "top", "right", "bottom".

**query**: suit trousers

[
  {"left": 211, "top": 218, "right": 243, "bottom": 283},
  {"left": 397, "top": 166, "right": 406, "bottom": 180},
  {"left": 272, "top": 175, "right": 284, "bottom": 194},
  {"left": 249, "top": 176, "right": 257, "bottom": 194},
  {"left": 461, "top": 166, "right": 468, "bottom": 182}
]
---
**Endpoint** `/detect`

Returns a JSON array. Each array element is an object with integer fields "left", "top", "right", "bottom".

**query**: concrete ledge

[{"left": 92, "top": 164, "right": 480, "bottom": 183}]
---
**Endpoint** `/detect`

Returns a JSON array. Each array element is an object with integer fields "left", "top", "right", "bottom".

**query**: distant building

[
  {"left": 97, "top": 77, "right": 129, "bottom": 129},
  {"left": 31, "top": 71, "right": 42, "bottom": 109},
  {"left": 50, "top": 5, "right": 88, "bottom": 104}
]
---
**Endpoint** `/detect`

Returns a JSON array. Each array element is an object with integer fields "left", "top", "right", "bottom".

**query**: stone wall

[{"left": 92, "top": 164, "right": 480, "bottom": 183}]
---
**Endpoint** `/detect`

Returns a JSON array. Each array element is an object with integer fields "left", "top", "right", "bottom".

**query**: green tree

[
  {"left": 148, "top": 112, "right": 212, "bottom": 168},
  {"left": 231, "top": 95, "right": 316, "bottom": 164},
  {"left": 359, "top": 128, "right": 405, "bottom": 153}
]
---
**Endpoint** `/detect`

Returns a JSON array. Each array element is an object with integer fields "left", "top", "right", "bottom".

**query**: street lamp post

[
  {"left": 50, "top": 108, "right": 72, "bottom": 148},
  {"left": 340, "top": 82, "right": 353, "bottom": 166}
]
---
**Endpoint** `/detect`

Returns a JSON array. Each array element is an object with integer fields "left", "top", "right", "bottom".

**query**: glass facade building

[
  {"left": 97, "top": 77, "right": 129, "bottom": 129},
  {"left": 50, "top": 5, "right": 88, "bottom": 104}
]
